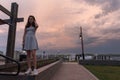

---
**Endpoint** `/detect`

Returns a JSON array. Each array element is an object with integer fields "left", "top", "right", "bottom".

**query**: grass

[{"left": 84, "top": 65, "right": 120, "bottom": 80}]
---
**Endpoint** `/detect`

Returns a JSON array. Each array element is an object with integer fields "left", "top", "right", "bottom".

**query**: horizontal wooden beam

[
  {"left": 0, "top": 18, "right": 24, "bottom": 25},
  {"left": 0, "top": 19, "right": 6, "bottom": 25},
  {"left": 16, "top": 18, "right": 24, "bottom": 22},
  {"left": 0, "top": 5, "right": 11, "bottom": 17},
  {"left": 4, "top": 18, "right": 24, "bottom": 23},
  {"left": 0, "top": 19, "right": 12, "bottom": 26}
]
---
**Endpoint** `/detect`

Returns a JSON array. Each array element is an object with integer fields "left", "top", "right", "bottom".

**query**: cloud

[
  {"left": 83, "top": 0, "right": 120, "bottom": 18},
  {"left": 1, "top": 0, "right": 120, "bottom": 54},
  {"left": 83, "top": 9, "right": 120, "bottom": 47}
]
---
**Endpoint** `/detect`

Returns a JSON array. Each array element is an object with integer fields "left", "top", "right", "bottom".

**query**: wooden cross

[{"left": 0, "top": 2, "right": 24, "bottom": 63}]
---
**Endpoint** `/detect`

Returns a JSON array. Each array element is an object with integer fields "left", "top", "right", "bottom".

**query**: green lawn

[{"left": 84, "top": 65, "right": 120, "bottom": 80}]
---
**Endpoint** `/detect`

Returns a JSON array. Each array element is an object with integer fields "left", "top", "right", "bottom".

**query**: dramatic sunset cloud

[{"left": 0, "top": 0, "right": 120, "bottom": 54}]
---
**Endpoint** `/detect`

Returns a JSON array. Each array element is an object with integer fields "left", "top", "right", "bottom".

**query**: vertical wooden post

[
  {"left": 6, "top": 3, "right": 18, "bottom": 63},
  {"left": 80, "top": 27, "right": 85, "bottom": 60}
]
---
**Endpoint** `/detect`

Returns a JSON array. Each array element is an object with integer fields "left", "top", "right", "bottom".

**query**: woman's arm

[
  {"left": 35, "top": 21, "right": 39, "bottom": 30},
  {"left": 23, "top": 28, "right": 26, "bottom": 43}
]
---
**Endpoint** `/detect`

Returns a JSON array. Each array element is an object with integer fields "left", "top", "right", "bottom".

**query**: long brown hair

[{"left": 25, "top": 15, "right": 36, "bottom": 28}]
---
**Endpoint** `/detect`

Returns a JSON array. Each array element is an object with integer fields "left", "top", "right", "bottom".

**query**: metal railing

[{"left": 0, "top": 54, "right": 20, "bottom": 76}]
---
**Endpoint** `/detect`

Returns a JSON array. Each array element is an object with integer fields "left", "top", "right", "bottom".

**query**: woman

[{"left": 23, "top": 15, "right": 39, "bottom": 75}]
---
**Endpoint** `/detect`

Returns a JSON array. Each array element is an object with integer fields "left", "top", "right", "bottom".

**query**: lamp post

[{"left": 79, "top": 27, "right": 85, "bottom": 60}]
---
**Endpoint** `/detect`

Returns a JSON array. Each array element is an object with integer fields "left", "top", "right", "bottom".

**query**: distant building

[{"left": 14, "top": 50, "right": 25, "bottom": 61}]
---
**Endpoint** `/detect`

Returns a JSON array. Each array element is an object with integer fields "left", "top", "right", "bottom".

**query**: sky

[{"left": 0, "top": 0, "right": 120, "bottom": 54}]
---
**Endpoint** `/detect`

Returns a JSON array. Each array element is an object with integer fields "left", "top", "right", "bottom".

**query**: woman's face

[{"left": 29, "top": 17, "right": 34, "bottom": 24}]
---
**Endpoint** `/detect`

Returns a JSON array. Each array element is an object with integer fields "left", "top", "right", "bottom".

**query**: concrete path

[{"left": 50, "top": 62, "right": 99, "bottom": 80}]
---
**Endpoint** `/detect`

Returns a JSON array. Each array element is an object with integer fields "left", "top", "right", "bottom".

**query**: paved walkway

[{"left": 51, "top": 62, "right": 99, "bottom": 80}]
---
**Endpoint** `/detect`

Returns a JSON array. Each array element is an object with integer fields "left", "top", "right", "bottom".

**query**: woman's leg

[
  {"left": 26, "top": 50, "right": 31, "bottom": 69},
  {"left": 31, "top": 49, "right": 38, "bottom": 75},
  {"left": 25, "top": 50, "right": 32, "bottom": 74},
  {"left": 32, "top": 50, "right": 37, "bottom": 69}
]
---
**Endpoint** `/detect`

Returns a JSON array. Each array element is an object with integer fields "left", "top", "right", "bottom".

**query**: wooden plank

[
  {"left": 0, "top": 18, "right": 24, "bottom": 25},
  {"left": 17, "top": 18, "right": 24, "bottom": 22},
  {"left": 0, "top": 19, "right": 12, "bottom": 26},
  {"left": 4, "top": 18, "right": 24, "bottom": 22},
  {"left": 0, "top": 19, "right": 6, "bottom": 25},
  {"left": 0, "top": 5, "right": 11, "bottom": 16}
]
